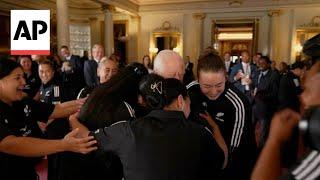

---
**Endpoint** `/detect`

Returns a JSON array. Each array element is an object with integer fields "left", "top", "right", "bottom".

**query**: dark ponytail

[
  {"left": 139, "top": 74, "right": 165, "bottom": 109},
  {"left": 197, "top": 51, "right": 226, "bottom": 77},
  {"left": 79, "top": 62, "right": 148, "bottom": 127}
]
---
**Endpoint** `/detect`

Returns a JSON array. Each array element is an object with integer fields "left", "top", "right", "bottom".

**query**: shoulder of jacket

[{"left": 186, "top": 80, "right": 199, "bottom": 90}]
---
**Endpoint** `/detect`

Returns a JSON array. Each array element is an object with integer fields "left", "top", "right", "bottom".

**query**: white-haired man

[{"left": 153, "top": 50, "right": 185, "bottom": 81}]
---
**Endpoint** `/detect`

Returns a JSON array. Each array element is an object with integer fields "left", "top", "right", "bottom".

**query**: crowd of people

[{"left": 0, "top": 33, "right": 319, "bottom": 180}]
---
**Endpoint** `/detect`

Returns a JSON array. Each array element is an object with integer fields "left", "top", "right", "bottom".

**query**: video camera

[{"left": 299, "top": 107, "right": 320, "bottom": 151}]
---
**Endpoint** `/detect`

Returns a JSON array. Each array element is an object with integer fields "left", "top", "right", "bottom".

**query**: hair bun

[
  {"left": 139, "top": 74, "right": 165, "bottom": 109},
  {"left": 145, "top": 95, "right": 164, "bottom": 109}
]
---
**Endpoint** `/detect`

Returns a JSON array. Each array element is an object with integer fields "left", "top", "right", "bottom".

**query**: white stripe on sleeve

[{"left": 228, "top": 89, "right": 245, "bottom": 147}]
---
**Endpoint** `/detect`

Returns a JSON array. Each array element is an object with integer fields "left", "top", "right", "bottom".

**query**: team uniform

[
  {"left": 39, "top": 79, "right": 66, "bottom": 105},
  {"left": 23, "top": 72, "right": 41, "bottom": 98},
  {"left": 187, "top": 81, "right": 257, "bottom": 180},
  {"left": 91, "top": 110, "right": 224, "bottom": 180},
  {"left": 281, "top": 150, "right": 320, "bottom": 180},
  {"left": 39, "top": 79, "right": 70, "bottom": 139},
  {"left": 0, "top": 98, "right": 54, "bottom": 180}
]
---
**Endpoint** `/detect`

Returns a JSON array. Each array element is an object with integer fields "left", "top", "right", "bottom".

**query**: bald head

[{"left": 153, "top": 50, "right": 185, "bottom": 81}]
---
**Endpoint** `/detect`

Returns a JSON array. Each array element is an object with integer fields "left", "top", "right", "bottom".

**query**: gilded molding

[
  {"left": 268, "top": 10, "right": 282, "bottom": 17},
  {"left": 193, "top": 13, "right": 206, "bottom": 20},
  {"left": 101, "top": 4, "right": 116, "bottom": 13}
]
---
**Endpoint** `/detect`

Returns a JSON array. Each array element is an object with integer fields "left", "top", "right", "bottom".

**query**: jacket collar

[{"left": 146, "top": 110, "right": 187, "bottom": 123}]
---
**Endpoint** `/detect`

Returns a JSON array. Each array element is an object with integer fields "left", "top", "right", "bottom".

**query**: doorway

[
  {"left": 114, "top": 20, "right": 128, "bottom": 65},
  {"left": 212, "top": 19, "right": 259, "bottom": 60}
]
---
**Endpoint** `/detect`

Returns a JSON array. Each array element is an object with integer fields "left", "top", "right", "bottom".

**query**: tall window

[{"left": 69, "top": 24, "right": 91, "bottom": 56}]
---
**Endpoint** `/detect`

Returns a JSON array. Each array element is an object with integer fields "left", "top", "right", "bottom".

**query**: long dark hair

[
  {"left": 0, "top": 58, "right": 21, "bottom": 79},
  {"left": 79, "top": 62, "right": 148, "bottom": 127}
]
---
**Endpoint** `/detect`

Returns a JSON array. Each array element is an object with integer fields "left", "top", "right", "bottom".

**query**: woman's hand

[
  {"left": 62, "top": 128, "right": 97, "bottom": 154},
  {"left": 268, "top": 109, "right": 300, "bottom": 145},
  {"left": 200, "top": 111, "right": 229, "bottom": 169},
  {"left": 74, "top": 97, "right": 87, "bottom": 110},
  {"left": 68, "top": 112, "right": 90, "bottom": 138},
  {"left": 199, "top": 111, "right": 219, "bottom": 130}
]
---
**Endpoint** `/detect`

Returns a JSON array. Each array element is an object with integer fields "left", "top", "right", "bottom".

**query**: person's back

[
  {"left": 115, "top": 110, "right": 223, "bottom": 180},
  {"left": 278, "top": 62, "right": 305, "bottom": 112},
  {"left": 91, "top": 75, "right": 224, "bottom": 180}
]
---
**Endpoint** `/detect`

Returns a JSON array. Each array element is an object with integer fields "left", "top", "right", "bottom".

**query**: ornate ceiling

[
  {"left": 0, "top": 0, "right": 319, "bottom": 16},
  {"left": 130, "top": 0, "right": 227, "bottom": 5}
]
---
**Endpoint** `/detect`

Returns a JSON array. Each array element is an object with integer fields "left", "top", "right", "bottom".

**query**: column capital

[
  {"left": 130, "top": 15, "right": 141, "bottom": 20},
  {"left": 268, "top": 10, "right": 282, "bottom": 17},
  {"left": 102, "top": 4, "right": 116, "bottom": 13},
  {"left": 193, "top": 13, "right": 206, "bottom": 20},
  {"left": 88, "top": 17, "right": 98, "bottom": 21}
]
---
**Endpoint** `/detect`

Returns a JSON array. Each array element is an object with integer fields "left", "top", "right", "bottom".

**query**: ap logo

[{"left": 11, "top": 10, "right": 50, "bottom": 55}]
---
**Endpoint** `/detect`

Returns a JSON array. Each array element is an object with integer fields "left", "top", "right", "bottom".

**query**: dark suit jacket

[
  {"left": 69, "top": 55, "right": 84, "bottom": 73},
  {"left": 183, "top": 62, "right": 195, "bottom": 86},
  {"left": 229, "top": 62, "right": 259, "bottom": 93},
  {"left": 226, "top": 61, "right": 236, "bottom": 75},
  {"left": 253, "top": 69, "right": 280, "bottom": 121},
  {"left": 278, "top": 71, "right": 302, "bottom": 112},
  {"left": 84, "top": 59, "right": 99, "bottom": 88},
  {"left": 68, "top": 55, "right": 85, "bottom": 91}
]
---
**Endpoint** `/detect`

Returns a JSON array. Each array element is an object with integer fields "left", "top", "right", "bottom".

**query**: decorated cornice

[
  {"left": 153, "top": 21, "right": 180, "bottom": 33},
  {"left": 268, "top": 9, "right": 282, "bottom": 17},
  {"left": 193, "top": 13, "right": 206, "bottom": 20},
  {"left": 300, "top": 16, "right": 320, "bottom": 28}
]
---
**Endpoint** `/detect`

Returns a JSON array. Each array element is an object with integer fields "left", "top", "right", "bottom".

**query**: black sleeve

[
  {"left": 28, "top": 99, "right": 55, "bottom": 123},
  {"left": 280, "top": 150, "right": 320, "bottom": 180},
  {"left": 113, "top": 102, "right": 135, "bottom": 123},
  {"left": 204, "top": 127, "right": 224, "bottom": 167},
  {"left": 0, "top": 124, "right": 11, "bottom": 142},
  {"left": 225, "top": 95, "right": 258, "bottom": 179},
  {"left": 200, "top": 127, "right": 225, "bottom": 179},
  {"left": 90, "top": 121, "right": 133, "bottom": 154}
]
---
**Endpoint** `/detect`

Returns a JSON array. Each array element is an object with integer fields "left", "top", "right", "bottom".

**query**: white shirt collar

[
  {"left": 94, "top": 58, "right": 100, "bottom": 63},
  {"left": 242, "top": 62, "right": 249, "bottom": 67},
  {"left": 261, "top": 69, "right": 269, "bottom": 76},
  {"left": 66, "top": 55, "right": 71, "bottom": 60}
]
